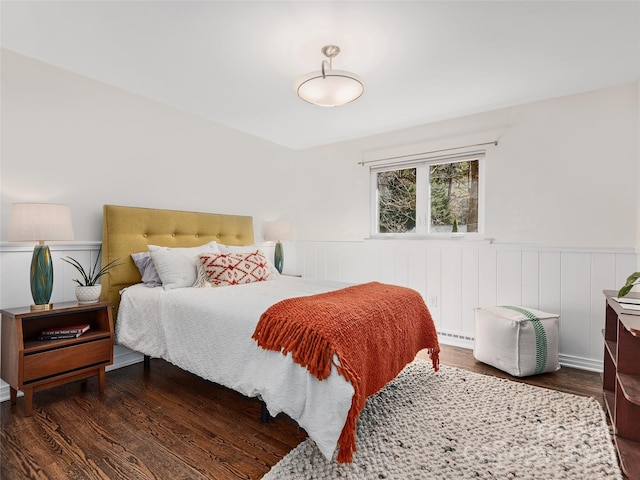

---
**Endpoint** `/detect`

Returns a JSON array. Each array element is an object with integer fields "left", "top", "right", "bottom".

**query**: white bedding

[{"left": 115, "top": 276, "right": 355, "bottom": 460}]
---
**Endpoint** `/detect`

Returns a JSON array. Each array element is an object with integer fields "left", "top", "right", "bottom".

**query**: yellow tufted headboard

[{"left": 100, "top": 205, "right": 255, "bottom": 319}]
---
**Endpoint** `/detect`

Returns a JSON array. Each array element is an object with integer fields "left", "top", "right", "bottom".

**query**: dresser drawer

[{"left": 23, "top": 339, "right": 112, "bottom": 383}]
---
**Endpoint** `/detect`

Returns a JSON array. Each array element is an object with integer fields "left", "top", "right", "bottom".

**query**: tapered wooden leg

[
  {"left": 23, "top": 388, "right": 33, "bottom": 416},
  {"left": 10, "top": 387, "right": 17, "bottom": 405}
]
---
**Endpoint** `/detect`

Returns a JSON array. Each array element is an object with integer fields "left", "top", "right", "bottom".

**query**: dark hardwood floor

[
  {"left": 1, "top": 345, "right": 604, "bottom": 480},
  {"left": 423, "top": 345, "right": 604, "bottom": 406}
]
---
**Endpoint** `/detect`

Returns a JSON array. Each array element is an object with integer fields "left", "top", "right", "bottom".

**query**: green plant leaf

[
  {"left": 62, "top": 246, "right": 121, "bottom": 286},
  {"left": 619, "top": 284, "right": 634, "bottom": 297},
  {"left": 618, "top": 271, "right": 640, "bottom": 297},
  {"left": 625, "top": 272, "right": 640, "bottom": 284}
]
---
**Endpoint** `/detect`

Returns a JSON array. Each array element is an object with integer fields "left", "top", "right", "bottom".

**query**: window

[{"left": 371, "top": 152, "right": 484, "bottom": 237}]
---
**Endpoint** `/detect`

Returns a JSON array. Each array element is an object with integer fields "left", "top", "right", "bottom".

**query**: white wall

[
  {"left": 0, "top": 50, "right": 298, "bottom": 402},
  {"left": 284, "top": 82, "right": 639, "bottom": 372},
  {"left": 4, "top": 50, "right": 636, "bottom": 251},
  {"left": 0, "top": 49, "right": 298, "bottom": 244},
  {"left": 637, "top": 82, "right": 640, "bottom": 260},
  {"left": 1, "top": 49, "right": 639, "bottom": 401},
  {"left": 291, "top": 83, "right": 639, "bottom": 249}
]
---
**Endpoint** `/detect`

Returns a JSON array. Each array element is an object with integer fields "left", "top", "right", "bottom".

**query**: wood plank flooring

[{"left": 1, "top": 345, "right": 604, "bottom": 479}]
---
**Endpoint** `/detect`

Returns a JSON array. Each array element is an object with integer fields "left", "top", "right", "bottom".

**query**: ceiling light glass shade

[
  {"left": 295, "top": 44, "right": 365, "bottom": 107},
  {"left": 295, "top": 70, "right": 365, "bottom": 107}
]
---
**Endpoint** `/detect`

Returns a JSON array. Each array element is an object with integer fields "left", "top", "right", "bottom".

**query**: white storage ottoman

[{"left": 473, "top": 305, "right": 560, "bottom": 377}]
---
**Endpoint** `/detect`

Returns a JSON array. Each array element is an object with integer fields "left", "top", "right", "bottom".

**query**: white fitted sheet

[{"left": 115, "top": 276, "right": 354, "bottom": 459}]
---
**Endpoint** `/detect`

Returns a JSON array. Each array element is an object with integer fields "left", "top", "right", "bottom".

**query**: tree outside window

[
  {"left": 374, "top": 158, "right": 481, "bottom": 236},
  {"left": 377, "top": 168, "right": 416, "bottom": 233}
]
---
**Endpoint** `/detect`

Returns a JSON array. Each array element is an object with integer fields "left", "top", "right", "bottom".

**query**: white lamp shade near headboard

[{"left": 263, "top": 220, "right": 292, "bottom": 242}]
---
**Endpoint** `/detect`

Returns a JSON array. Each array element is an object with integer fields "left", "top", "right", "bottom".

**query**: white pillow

[
  {"left": 149, "top": 241, "right": 220, "bottom": 290},
  {"left": 218, "top": 244, "right": 280, "bottom": 277}
]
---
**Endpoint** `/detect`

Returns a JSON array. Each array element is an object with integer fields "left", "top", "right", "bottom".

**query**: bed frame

[
  {"left": 99, "top": 205, "right": 438, "bottom": 450},
  {"left": 100, "top": 205, "right": 273, "bottom": 418},
  {"left": 100, "top": 204, "right": 255, "bottom": 318}
]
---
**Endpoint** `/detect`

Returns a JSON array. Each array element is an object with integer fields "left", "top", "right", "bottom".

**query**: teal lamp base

[
  {"left": 274, "top": 241, "right": 284, "bottom": 274},
  {"left": 30, "top": 243, "right": 53, "bottom": 309}
]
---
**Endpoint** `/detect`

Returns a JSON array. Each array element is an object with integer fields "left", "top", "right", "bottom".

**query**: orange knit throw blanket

[{"left": 252, "top": 281, "right": 440, "bottom": 463}]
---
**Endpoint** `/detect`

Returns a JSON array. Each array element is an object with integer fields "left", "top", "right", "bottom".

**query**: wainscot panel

[{"left": 295, "top": 240, "right": 640, "bottom": 372}]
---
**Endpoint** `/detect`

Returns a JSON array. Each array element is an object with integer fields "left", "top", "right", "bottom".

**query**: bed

[{"left": 100, "top": 204, "right": 439, "bottom": 463}]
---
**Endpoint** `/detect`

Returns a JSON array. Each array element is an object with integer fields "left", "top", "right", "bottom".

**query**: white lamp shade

[
  {"left": 8, "top": 203, "right": 74, "bottom": 242},
  {"left": 296, "top": 70, "right": 365, "bottom": 107},
  {"left": 263, "top": 220, "right": 293, "bottom": 242}
]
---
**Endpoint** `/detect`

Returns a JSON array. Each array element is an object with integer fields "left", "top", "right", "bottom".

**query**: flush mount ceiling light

[{"left": 295, "top": 45, "right": 364, "bottom": 107}]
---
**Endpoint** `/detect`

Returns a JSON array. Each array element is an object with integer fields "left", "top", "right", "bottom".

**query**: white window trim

[{"left": 369, "top": 149, "right": 488, "bottom": 240}]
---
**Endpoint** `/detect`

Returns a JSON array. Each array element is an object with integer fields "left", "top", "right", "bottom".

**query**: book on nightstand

[
  {"left": 38, "top": 323, "right": 90, "bottom": 340},
  {"left": 613, "top": 296, "right": 640, "bottom": 305}
]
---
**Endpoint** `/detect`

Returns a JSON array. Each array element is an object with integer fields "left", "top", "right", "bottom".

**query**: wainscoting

[
  {"left": 294, "top": 239, "right": 639, "bottom": 372},
  {"left": 1, "top": 240, "right": 636, "bottom": 402}
]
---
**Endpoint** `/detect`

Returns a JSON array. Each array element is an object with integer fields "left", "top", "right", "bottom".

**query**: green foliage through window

[
  {"left": 378, "top": 168, "right": 416, "bottom": 233},
  {"left": 374, "top": 158, "right": 480, "bottom": 235},
  {"left": 430, "top": 160, "right": 479, "bottom": 233}
]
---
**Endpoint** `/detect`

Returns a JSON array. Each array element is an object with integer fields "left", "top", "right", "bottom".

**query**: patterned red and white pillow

[{"left": 198, "top": 250, "right": 272, "bottom": 286}]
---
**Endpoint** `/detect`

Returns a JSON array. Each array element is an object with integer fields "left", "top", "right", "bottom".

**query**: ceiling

[{"left": 1, "top": 1, "right": 639, "bottom": 150}]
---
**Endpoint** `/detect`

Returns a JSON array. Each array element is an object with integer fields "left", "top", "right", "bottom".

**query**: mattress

[{"left": 115, "top": 275, "right": 354, "bottom": 460}]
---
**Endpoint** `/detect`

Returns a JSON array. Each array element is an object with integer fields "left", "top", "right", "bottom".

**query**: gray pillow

[{"left": 131, "top": 252, "right": 162, "bottom": 287}]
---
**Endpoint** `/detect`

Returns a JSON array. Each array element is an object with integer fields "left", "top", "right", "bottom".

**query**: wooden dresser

[{"left": 603, "top": 291, "right": 640, "bottom": 480}]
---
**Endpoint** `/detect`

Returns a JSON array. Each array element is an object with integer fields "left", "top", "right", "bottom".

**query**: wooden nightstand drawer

[{"left": 23, "top": 338, "right": 112, "bottom": 383}]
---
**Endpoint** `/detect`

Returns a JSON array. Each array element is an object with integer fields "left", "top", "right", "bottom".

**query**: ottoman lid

[{"left": 475, "top": 305, "right": 559, "bottom": 322}]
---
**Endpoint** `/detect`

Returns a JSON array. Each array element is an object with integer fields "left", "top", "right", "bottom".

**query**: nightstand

[{"left": 1, "top": 301, "right": 114, "bottom": 416}]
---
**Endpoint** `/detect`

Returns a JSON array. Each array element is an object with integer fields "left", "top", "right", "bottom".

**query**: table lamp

[
  {"left": 8, "top": 203, "right": 74, "bottom": 310},
  {"left": 263, "top": 220, "right": 292, "bottom": 274}
]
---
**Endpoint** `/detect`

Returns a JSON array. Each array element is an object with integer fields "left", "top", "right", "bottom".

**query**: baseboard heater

[{"left": 437, "top": 331, "right": 475, "bottom": 343}]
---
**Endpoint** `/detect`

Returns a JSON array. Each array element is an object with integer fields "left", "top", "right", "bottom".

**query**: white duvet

[{"left": 115, "top": 276, "right": 354, "bottom": 460}]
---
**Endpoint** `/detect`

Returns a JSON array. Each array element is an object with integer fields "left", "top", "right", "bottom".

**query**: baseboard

[
  {"left": 0, "top": 383, "right": 12, "bottom": 403},
  {"left": 437, "top": 332, "right": 603, "bottom": 373},
  {"left": 107, "top": 345, "right": 145, "bottom": 372},
  {"left": 558, "top": 353, "right": 603, "bottom": 373},
  {"left": 437, "top": 332, "right": 475, "bottom": 350}
]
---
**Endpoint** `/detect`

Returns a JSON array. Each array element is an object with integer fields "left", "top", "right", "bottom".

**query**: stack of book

[
  {"left": 612, "top": 296, "right": 640, "bottom": 312},
  {"left": 38, "top": 323, "right": 91, "bottom": 340}
]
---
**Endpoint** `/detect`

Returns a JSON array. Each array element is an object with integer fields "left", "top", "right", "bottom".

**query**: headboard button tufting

[{"left": 101, "top": 205, "right": 254, "bottom": 320}]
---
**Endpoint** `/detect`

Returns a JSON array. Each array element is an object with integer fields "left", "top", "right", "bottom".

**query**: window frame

[{"left": 370, "top": 151, "right": 486, "bottom": 240}]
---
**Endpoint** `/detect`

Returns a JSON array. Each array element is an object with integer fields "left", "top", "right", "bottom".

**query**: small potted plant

[{"left": 62, "top": 247, "right": 121, "bottom": 304}]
